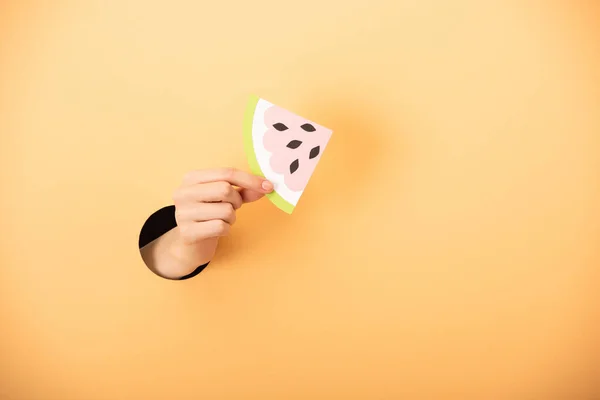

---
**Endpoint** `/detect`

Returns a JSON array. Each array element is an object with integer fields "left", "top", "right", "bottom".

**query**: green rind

[
  {"left": 243, "top": 94, "right": 295, "bottom": 214},
  {"left": 243, "top": 95, "right": 263, "bottom": 177},
  {"left": 265, "top": 191, "right": 295, "bottom": 214}
]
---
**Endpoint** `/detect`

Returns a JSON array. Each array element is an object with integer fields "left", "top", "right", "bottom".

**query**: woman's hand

[
  {"left": 173, "top": 167, "right": 273, "bottom": 243},
  {"left": 140, "top": 168, "right": 273, "bottom": 279}
]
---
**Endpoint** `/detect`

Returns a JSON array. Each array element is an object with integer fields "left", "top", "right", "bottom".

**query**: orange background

[{"left": 1, "top": 1, "right": 599, "bottom": 399}]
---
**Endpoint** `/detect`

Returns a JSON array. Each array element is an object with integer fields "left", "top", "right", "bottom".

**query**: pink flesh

[{"left": 263, "top": 104, "right": 332, "bottom": 192}]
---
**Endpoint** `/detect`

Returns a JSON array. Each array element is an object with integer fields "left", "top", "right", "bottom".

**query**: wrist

[{"left": 168, "top": 228, "right": 216, "bottom": 271}]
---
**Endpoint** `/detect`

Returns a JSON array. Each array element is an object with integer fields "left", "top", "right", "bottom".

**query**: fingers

[
  {"left": 174, "top": 181, "right": 244, "bottom": 210},
  {"left": 176, "top": 202, "right": 236, "bottom": 225},
  {"left": 172, "top": 168, "right": 273, "bottom": 245},
  {"left": 178, "top": 219, "right": 231, "bottom": 244},
  {"left": 182, "top": 168, "right": 273, "bottom": 193},
  {"left": 175, "top": 202, "right": 235, "bottom": 245}
]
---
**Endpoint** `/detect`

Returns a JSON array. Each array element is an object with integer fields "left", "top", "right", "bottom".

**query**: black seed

[
  {"left": 300, "top": 123, "right": 316, "bottom": 132},
  {"left": 273, "top": 122, "right": 288, "bottom": 131},
  {"left": 286, "top": 140, "right": 302, "bottom": 149},
  {"left": 309, "top": 146, "right": 320, "bottom": 159},
  {"left": 290, "top": 159, "right": 299, "bottom": 174}
]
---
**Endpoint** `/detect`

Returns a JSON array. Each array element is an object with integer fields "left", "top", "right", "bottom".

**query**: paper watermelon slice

[{"left": 243, "top": 95, "right": 333, "bottom": 214}]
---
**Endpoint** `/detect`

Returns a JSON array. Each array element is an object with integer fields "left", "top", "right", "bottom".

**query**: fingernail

[{"left": 262, "top": 180, "right": 273, "bottom": 192}]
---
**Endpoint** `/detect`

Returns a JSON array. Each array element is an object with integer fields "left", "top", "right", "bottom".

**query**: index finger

[{"left": 182, "top": 168, "right": 273, "bottom": 193}]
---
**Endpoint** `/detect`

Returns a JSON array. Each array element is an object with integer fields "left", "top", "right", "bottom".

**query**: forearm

[{"left": 140, "top": 227, "right": 215, "bottom": 280}]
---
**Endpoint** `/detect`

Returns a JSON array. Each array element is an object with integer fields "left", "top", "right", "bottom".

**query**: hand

[
  {"left": 140, "top": 168, "right": 273, "bottom": 279},
  {"left": 173, "top": 167, "right": 273, "bottom": 244}
]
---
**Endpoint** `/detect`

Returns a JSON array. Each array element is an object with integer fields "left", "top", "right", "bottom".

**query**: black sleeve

[{"left": 138, "top": 205, "right": 208, "bottom": 280}]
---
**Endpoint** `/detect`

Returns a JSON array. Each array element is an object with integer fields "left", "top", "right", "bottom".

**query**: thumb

[
  {"left": 237, "top": 179, "right": 273, "bottom": 203},
  {"left": 237, "top": 186, "right": 271, "bottom": 203},
  {"left": 239, "top": 189, "right": 264, "bottom": 203}
]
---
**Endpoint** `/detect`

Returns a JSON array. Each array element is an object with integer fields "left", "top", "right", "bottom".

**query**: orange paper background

[{"left": 1, "top": 1, "right": 599, "bottom": 399}]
